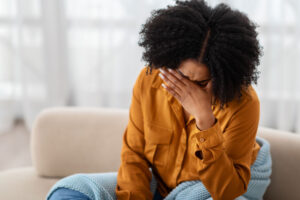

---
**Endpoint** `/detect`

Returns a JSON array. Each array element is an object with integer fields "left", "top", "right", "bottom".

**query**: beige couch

[{"left": 0, "top": 107, "right": 299, "bottom": 200}]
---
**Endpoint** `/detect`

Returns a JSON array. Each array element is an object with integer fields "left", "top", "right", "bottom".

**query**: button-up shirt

[{"left": 116, "top": 66, "right": 261, "bottom": 200}]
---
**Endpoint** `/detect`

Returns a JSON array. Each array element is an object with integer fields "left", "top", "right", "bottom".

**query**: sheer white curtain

[
  {"left": 210, "top": 0, "right": 300, "bottom": 133},
  {"left": 0, "top": 0, "right": 299, "bottom": 133},
  {"left": 0, "top": 0, "right": 175, "bottom": 132},
  {"left": 0, "top": 0, "right": 71, "bottom": 132}
]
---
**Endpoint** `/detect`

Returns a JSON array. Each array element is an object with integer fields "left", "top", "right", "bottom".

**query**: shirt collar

[{"left": 151, "top": 69, "right": 162, "bottom": 89}]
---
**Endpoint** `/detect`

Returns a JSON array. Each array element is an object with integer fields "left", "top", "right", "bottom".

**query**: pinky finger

[{"left": 162, "top": 83, "right": 181, "bottom": 100}]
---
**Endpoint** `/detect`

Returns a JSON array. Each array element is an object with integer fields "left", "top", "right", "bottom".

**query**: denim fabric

[
  {"left": 49, "top": 187, "right": 91, "bottom": 200},
  {"left": 47, "top": 167, "right": 161, "bottom": 200},
  {"left": 153, "top": 188, "right": 164, "bottom": 200},
  {"left": 49, "top": 187, "right": 164, "bottom": 200}
]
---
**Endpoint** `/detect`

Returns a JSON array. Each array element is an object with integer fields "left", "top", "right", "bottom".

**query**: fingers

[
  {"left": 205, "top": 81, "right": 214, "bottom": 104},
  {"left": 159, "top": 68, "right": 186, "bottom": 90},
  {"left": 159, "top": 71, "right": 183, "bottom": 95},
  {"left": 205, "top": 80, "right": 213, "bottom": 94},
  {"left": 167, "top": 68, "right": 189, "bottom": 87},
  {"left": 161, "top": 83, "right": 181, "bottom": 101},
  {"left": 172, "top": 69, "right": 191, "bottom": 86}
]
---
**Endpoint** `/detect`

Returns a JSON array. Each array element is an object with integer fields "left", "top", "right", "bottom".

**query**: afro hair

[{"left": 138, "top": 0, "right": 262, "bottom": 107}]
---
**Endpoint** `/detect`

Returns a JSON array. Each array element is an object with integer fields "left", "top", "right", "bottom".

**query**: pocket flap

[{"left": 145, "top": 123, "right": 173, "bottom": 144}]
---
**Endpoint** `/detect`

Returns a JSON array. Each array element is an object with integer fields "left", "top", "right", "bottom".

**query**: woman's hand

[{"left": 159, "top": 68, "right": 216, "bottom": 130}]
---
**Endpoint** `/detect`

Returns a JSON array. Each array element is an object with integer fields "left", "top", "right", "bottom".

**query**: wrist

[{"left": 195, "top": 113, "right": 216, "bottom": 131}]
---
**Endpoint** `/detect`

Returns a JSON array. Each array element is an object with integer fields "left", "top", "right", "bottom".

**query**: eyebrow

[{"left": 176, "top": 69, "right": 211, "bottom": 84}]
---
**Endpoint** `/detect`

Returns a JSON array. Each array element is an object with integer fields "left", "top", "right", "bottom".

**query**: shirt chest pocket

[{"left": 144, "top": 123, "right": 174, "bottom": 169}]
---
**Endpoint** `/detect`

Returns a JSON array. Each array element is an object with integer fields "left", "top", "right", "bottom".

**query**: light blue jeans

[
  {"left": 47, "top": 171, "right": 163, "bottom": 200},
  {"left": 49, "top": 187, "right": 164, "bottom": 200}
]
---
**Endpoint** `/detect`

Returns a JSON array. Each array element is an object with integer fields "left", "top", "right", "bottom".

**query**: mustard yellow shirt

[{"left": 116, "top": 66, "right": 261, "bottom": 200}]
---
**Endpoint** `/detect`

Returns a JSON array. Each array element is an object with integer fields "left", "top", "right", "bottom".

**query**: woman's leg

[
  {"left": 47, "top": 169, "right": 159, "bottom": 200},
  {"left": 153, "top": 188, "right": 164, "bottom": 200},
  {"left": 48, "top": 187, "right": 91, "bottom": 200},
  {"left": 49, "top": 187, "right": 164, "bottom": 200}
]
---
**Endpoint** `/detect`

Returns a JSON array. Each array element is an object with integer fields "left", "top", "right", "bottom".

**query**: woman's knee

[
  {"left": 47, "top": 173, "right": 118, "bottom": 200},
  {"left": 48, "top": 187, "right": 91, "bottom": 200},
  {"left": 47, "top": 174, "right": 92, "bottom": 200}
]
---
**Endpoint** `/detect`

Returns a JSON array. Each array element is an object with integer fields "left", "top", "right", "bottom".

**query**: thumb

[
  {"left": 205, "top": 80, "right": 213, "bottom": 93},
  {"left": 205, "top": 81, "right": 214, "bottom": 104}
]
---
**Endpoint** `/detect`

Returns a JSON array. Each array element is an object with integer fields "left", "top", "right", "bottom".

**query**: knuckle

[{"left": 187, "top": 90, "right": 192, "bottom": 96}]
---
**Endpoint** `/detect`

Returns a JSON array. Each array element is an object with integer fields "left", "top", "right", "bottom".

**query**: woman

[{"left": 47, "top": 0, "right": 271, "bottom": 200}]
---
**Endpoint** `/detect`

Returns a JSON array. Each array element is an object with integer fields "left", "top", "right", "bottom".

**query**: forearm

[
  {"left": 195, "top": 108, "right": 216, "bottom": 131},
  {"left": 194, "top": 146, "right": 250, "bottom": 200},
  {"left": 190, "top": 119, "right": 257, "bottom": 200},
  {"left": 116, "top": 130, "right": 153, "bottom": 200},
  {"left": 116, "top": 67, "right": 153, "bottom": 200}
]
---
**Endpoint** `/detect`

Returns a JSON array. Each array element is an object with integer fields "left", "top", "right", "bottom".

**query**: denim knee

[{"left": 48, "top": 187, "right": 91, "bottom": 200}]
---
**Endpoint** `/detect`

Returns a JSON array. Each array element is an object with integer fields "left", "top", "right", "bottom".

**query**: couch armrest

[
  {"left": 257, "top": 127, "right": 300, "bottom": 200},
  {"left": 31, "top": 107, "right": 128, "bottom": 178}
]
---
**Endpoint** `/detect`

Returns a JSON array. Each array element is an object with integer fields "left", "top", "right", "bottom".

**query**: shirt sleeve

[
  {"left": 190, "top": 96, "right": 260, "bottom": 200},
  {"left": 115, "top": 68, "right": 153, "bottom": 200}
]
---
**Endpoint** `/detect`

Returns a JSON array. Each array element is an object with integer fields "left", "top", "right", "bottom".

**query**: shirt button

[{"left": 199, "top": 137, "right": 205, "bottom": 142}]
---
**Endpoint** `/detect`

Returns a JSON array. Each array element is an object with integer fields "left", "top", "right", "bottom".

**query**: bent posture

[
  {"left": 47, "top": 1, "right": 271, "bottom": 200},
  {"left": 116, "top": 0, "right": 264, "bottom": 199}
]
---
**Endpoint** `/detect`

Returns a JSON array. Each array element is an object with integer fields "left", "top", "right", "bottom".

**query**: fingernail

[
  {"left": 159, "top": 73, "right": 164, "bottom": 79},
  {"left": 161, "top": 83, "right": 166, "bottom": 88},
  {"left": 159, "top": 68, "right": 165, "bottom": 74},
  {"left": 168, "top": 68, "right": 173, "bottom": 72}
]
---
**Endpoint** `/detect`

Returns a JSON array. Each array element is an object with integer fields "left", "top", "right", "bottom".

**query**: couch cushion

[{"left": 0, "top": 167, "right": 60, "bottom": 200}]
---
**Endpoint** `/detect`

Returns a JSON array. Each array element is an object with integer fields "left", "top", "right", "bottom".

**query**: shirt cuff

[{"left": 191, "top": 119, "right": 224, "bottom": 162}]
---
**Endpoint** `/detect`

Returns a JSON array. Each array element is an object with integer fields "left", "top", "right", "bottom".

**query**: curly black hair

[{"left": 138, "top": 0, "right": 262, "bottom": 108}]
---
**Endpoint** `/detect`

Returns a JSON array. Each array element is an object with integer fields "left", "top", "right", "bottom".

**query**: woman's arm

[
  {"left": 115, "top": 67, "right": 153, "bottom": 200},
  {"left": 190, "top": 97, "right": 260, "bottom": 200},
  {"left": 159, "top": 68, "right": 260, "bottom": 199}
]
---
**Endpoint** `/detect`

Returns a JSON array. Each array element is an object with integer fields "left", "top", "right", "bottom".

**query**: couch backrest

[
  {"left": 31, "top": 107, "right": 300, "bottom": 200},
  {"left": 31, "top": 107, "right": 128, "bottom": 178}
]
